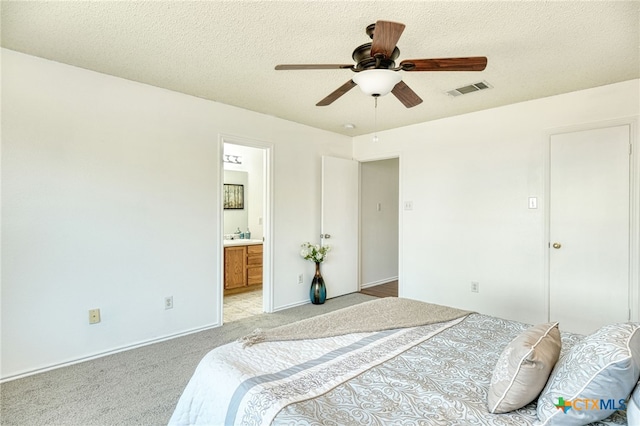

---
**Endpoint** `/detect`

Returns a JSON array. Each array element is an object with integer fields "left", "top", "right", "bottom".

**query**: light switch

[{"left": 528, "top": 197, "right": 537, "bottom": 209}]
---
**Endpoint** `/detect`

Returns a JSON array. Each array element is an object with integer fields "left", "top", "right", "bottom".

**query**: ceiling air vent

[{"left": 446, "top": 81, "right": 493, "bottom": 97}]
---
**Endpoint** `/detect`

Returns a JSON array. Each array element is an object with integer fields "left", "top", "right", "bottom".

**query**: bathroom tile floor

[{"left": 223, "top": 288, "right": 263, "bottom": 323}]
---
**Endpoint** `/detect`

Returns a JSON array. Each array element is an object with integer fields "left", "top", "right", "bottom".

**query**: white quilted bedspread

[
  {"left": 169, "top": 314, "right": 628, "bottom": 426},
  {"left": 169, "top": 317, "right": 466, "bottom": 425}
]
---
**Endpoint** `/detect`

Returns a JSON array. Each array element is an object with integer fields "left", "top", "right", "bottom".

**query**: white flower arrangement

[{"left": 300, "top": 242, "right": 330, "bottom": 263}]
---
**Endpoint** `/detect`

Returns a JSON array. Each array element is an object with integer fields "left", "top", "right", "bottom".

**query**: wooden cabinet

[
  {"left": 246, "top": 244, "right": 263, "bottom": 286},
  {"left": 224, "top": 246, "right": 246, "bottom": 290},
  {"left": 224, "top": 243, "right": 262, "bottom": 293}
]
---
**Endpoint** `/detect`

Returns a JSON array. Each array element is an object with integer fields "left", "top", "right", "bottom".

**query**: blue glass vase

[{"left": 310, "top": 262, "right": 326, "bottom": 304}]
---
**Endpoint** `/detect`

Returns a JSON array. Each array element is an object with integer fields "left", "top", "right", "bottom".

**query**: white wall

[
  {"left": 354, "top": 80, "right": 640, "bottom": 326},
  {"left": 0, "top": 49, "right": 351, "bottom": 380},
  {"left": 360, "top": 158, "right": 399, "bottom": 287},
  {"left": 3, "top": 47, "right": 637, "bottom": 380}
]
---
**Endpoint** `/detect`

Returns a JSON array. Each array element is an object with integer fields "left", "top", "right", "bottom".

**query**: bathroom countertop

[{"left": 223, "top": 239, "right": 263, "bottom": 247}]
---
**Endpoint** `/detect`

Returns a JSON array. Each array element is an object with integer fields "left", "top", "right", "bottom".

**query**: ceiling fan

[{"left": 275, "top": 20, "right": 487, "bottom": 108}]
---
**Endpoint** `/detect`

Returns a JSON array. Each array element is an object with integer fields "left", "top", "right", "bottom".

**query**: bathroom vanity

[{"left": 223, "top": 239, "right": 263, "bottom": 294}]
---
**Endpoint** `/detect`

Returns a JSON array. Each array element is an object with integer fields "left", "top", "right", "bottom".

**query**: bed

[{"left": 169, "top": 298, "right": 635, "bottom": 425}]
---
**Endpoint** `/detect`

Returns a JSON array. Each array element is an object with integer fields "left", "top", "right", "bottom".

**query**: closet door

[{"left": 549, "top": 125, "right": 630, "bottom": 334}]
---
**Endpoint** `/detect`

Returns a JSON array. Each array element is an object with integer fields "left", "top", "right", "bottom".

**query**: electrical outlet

[
  {"left": 471, "top": 282, "right": 479, "bottom": 293},
  {"left": 298, "top": 274, "right": 304, "bottom": 284},
  {"left": 89, "top": 308, "right": 101, "bottom": 324},
  {"left": 164, "top": 296, "right": 173, "bottom": 310}
]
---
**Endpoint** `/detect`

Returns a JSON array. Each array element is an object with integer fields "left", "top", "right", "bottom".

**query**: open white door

[{"left": 321, "top": 156, "right": 359, "bottom": 298}]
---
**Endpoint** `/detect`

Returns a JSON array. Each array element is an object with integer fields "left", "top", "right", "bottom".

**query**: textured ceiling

[{"left": 1, "top": 1, "right": 638, "bottom": 136}]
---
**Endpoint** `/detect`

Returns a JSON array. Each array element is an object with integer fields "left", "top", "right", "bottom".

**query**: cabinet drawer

[
  {"left": 247, "top": 266, "right": 263, "bottom": 285},
  {"left": 247, "top": 244, "right": 263, "bottom": 266},
  {"left": 247, "top": 244, "right": 263, "bottom": 254}
]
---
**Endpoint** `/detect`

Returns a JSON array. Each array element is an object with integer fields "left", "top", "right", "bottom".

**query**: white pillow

[
  {"left": 537, "top": 323, "right": 640, "bottom": 425},
  {"left": 487, "top": 322, "right": 561, "bottom": 413}
]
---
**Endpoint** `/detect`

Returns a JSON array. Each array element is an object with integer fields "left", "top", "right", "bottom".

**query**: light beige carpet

[{"left": 0, "top": 293, "right": 376, "bottom": 426}]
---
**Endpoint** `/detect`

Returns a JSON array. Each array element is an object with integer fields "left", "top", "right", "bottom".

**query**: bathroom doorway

[{"left": 220, "top": 136, "right": 272, "bottom": 323}]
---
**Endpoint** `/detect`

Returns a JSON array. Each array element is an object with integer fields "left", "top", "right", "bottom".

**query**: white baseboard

[
  {"left": 360, "top": 277, "right": 398, "bottom": 290},
  {"left": 0, "top": 322, "right": 221, "bottom": 383},
  {"left": 273, "top": 299, "right": 310, "bottom": 312}
]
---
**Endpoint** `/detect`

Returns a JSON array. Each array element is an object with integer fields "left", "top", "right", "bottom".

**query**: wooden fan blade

[
  {"left": 391, "top": 81, "right": 423, "bottom": 108},
  {"left": 400, "top": 57, "right": 487, "bottom": 72},
  {"left": 316, "top": 80, "right": 357, "bottom": 106},
  {"left": 275, "top": 64, "right": 354, "bottom": 70},
  {"left": 371, "top": 20, "right": 405, "bottom": 59}
]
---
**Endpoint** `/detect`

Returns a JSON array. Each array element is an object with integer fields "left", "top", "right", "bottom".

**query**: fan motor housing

[{"left": 352, "top": 43, "right": 399, "bottom": 70}]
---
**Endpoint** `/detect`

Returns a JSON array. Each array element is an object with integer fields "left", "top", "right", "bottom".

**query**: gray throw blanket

[{"left": 240, "top": 297, "right": 472, "bottom": 347}]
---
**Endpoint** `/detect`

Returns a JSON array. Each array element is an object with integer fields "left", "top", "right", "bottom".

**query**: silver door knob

[{"left": 552, "top": 242, "right": 561, "bottom": 249}]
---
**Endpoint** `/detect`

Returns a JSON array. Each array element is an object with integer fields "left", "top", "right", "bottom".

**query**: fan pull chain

[{"left": 372, "top": 96, "right": 379, "bottom": 143}]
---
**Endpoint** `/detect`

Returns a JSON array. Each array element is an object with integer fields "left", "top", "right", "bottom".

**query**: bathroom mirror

[{"left": 223, "top": 170, "right": 249, "bottom": 235}]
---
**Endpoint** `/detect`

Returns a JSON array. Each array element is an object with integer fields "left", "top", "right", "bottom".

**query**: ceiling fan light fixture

[{"left": 353, "top": 69, "right": 402, "bottom": 97}]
